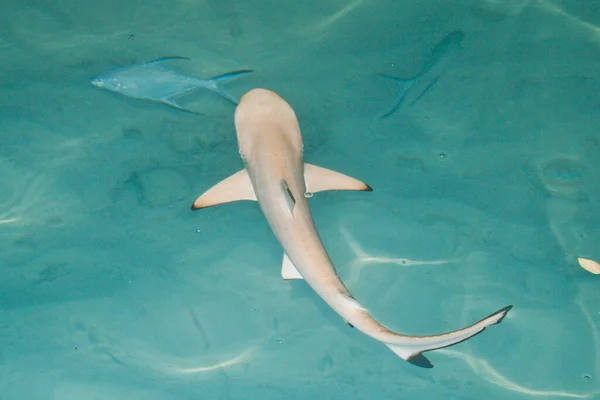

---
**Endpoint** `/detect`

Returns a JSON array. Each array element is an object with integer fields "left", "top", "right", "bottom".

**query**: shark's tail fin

[
  {"left": 384, "top": 305, "right": 513, "bottom": 368},
  {"left": 376, "top": 73, "right": 416, "bottom": 119},
  {"left": 206, "top": 69, "right": 253, "bottom": 105}
]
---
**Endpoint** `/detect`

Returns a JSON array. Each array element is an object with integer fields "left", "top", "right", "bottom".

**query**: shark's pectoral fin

[
  {"left": 281, "top": 253, "right": 303, "bottom": 280},
  {"left": 304, "top": 164, "right": 372, "bottom": 194},
  {"left": 192, "top": 169, "right": 256, "bottom": 210}
]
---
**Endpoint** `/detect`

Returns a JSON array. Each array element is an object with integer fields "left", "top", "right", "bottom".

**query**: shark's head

[{"left": 234, "top": 89, "right": 303, "bottom": 163}]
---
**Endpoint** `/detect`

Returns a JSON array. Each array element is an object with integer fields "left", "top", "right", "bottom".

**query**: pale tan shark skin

[{"left": 192, "top": 88, "right": 512, "bottom": 367}]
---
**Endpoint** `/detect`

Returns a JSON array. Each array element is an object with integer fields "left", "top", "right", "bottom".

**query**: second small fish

[
  {"left": 377, "top": 30, "right": 465, "bottom": 119},
  {"left": 90, "top": 56, "right": 253, "bottom": 114}
]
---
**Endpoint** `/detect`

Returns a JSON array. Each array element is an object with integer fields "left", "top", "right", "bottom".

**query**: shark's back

[{"left": 235, "top": 89, "right": 303, "bottom": 164}]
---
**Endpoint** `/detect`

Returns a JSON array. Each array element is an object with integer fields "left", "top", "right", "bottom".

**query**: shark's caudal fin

[
  {"left": 385, "top": 305, "right": 513, "bottom": 368},
  {"left": 205, "top": 70, "right": 254, "bottom": 105}
]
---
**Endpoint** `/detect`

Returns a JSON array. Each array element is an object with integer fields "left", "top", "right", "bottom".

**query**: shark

[
  {"left": 90, "top": 56, "right": 252, "bottom": 114},
  {"left": 377, "top": 30, "right": 465, "bottom": 118},
  {"left": 191, "top": 88, "right": 512, "bottom": 367}
]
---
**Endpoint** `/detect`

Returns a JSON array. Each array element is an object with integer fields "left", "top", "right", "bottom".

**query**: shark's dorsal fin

[
  {"left": 192, "top": 169, "right": 256, "bottom": 210},
  {"left": 304, "top": 164, "right": 372, "bottom": 194},
  {"left": 281, "top": 253, "right": 303, "bottom": 280},
  {"left": 280, "top": 179, "right": 296, "bottom": 215}
]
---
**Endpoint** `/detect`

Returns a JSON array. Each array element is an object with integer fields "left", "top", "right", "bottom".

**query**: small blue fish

[
  {"left": 90, "top": 56, "right": 253, "bottom": 114},
  {"left": 377, "top": 30, "right": 465, "bottom": 119}
]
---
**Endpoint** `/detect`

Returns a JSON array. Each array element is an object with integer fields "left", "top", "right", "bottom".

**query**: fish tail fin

[
  {"left": 375, "top": 73, "right": 416, "bottom": 119},
  {"left": 206, "top": 69, "right": 253, "bottom": 105},
  {"left": 384, "top": 305, "right": 512, "bottom": 368},
  {"left": 406, "top": 75, "right": 440, "bottom": 107}
]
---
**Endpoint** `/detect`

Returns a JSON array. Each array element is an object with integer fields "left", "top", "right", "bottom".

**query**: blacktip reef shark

[
  {"left": 191, "top": 88, "right": 512, "bottom": 367},
  {"left": 378, "top": 30, "right": 465, "bottom": 118},
  {"left": 90, "top": 56, "right": 252, "bottom": 114}
]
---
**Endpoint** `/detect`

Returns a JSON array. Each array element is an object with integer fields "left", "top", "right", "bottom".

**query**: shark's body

[
  {"left": 378, "top": 30, "right": 465, "bottom": 118},
  {"left": 90, "top": 56, "right": 252, "bottom": 114},
  {"left": 192, "top": 88, "right": 512, "bottom": 367}
]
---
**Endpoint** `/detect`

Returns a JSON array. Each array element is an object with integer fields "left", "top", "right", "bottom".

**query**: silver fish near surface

[
  {"left": 192, "top": 88, "right": 513, "bottom": 368},
  {"left": 377, "top": 30, "right": 465, "bottom": 118},
  {"left": 90, "top": 56, "right": 253, "bottom": 114}
]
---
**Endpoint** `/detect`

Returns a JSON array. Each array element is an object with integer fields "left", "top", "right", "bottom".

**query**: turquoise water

[{"left": 1, "top": 0, "right": 600, "bottom": 398}]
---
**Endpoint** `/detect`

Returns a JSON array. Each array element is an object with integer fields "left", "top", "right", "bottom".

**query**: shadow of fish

[
  {"left": 377, "top": 30, "right": 465, "bottom": 119},
  {"left": 90, "top": 56, "right": 253, "bottom": 115}
]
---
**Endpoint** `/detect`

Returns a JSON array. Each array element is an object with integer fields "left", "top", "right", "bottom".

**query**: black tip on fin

[
  {"left": 408, "top": 353, "right": 433, "bottom": 368},
  {"left": 363, "top": 184, "right": 373, "bottom": 192},
  {"left": 496, "top": 305, "right": 514, "bottom": 323},
  {"left": 347, "top": 322, "right": 354, "bottom": 328}
]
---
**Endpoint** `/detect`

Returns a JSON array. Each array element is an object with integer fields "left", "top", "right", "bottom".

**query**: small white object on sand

[{"left": 577, "top": 257, "right": 600, "bottom": 274}]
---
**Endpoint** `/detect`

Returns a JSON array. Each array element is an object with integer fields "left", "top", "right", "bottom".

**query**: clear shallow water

[{"left": 1, "top": 0, "right": 600, "bottom": 398}]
